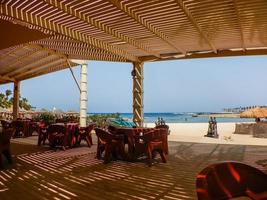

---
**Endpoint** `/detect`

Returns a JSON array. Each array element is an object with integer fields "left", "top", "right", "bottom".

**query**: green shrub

[
  {"left": 36, "top": 112, "right": 56, "bottom": 125},
  {"left": 87, "top": 113, "right": 120, "bottom": 128}
]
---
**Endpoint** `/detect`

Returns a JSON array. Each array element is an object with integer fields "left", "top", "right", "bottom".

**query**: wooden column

[
  {"left": 13, "top": 81, "right": 20, "bottom": 120},
  {"left": 132, "top": 62, "right": 144, "bottom": 127},
  {"left": 80, "top": 63, "right": 88, "bottom": 127}
]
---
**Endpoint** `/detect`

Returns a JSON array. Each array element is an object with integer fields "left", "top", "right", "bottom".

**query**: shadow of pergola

[{"left": 0, "top": 141, "right": 266, "bottom": 199}]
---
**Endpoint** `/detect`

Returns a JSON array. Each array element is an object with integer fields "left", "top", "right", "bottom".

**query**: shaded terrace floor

[{"left": 0, "top": 137, "right": 267, "bottom": 200}]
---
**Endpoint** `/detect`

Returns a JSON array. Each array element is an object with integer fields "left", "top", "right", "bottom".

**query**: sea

[{"left": 88, "top": 112, "right": 254, "bottom": 123}]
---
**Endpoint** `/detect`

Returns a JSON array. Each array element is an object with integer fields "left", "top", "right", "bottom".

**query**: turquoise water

[{"left": 88, "top": 112, "right": 254, "bottom": 123}]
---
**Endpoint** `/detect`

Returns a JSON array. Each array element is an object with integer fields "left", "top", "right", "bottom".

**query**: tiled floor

[{"left": 0, "top": 138, "right": 266, "bottom": 200}]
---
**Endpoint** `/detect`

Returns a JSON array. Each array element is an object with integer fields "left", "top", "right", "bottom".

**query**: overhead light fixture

[
  {"left": 112, "top": 41, "right": 127, "bottom": 45},
  {"left": 229, "top": 48, "right": 244, "bottom": 51},
  {"left": 173, "top": 54, "right": 186, "bottom": 58},
  {"left": 246, "top": 47, "right": 267, "bottom": 50}
]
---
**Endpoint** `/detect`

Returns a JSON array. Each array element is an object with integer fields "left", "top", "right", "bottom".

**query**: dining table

[
  {"left": 13, "top": 119, "right": 31, "bottom": 137},
  {"left": 49, "top": 122, "right": 79, "bottom": 148},
  {"left": 109, "top": 126, "right": 156, "bottom": 160}
]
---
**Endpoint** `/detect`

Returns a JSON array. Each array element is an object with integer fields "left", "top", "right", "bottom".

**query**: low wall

[{"left": 234, "top": 122, "right": 267, "bottom": 138}]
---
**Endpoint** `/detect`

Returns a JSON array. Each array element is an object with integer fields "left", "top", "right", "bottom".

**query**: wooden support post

[
  {"left": 13, "top": 81, "right": 20, "bottom": 120},
  {"left": 80, "top": 63, "right": 88, "bottom": 127},
  {"left": 132, "top": 62, "right": 144, "bottom": 127}
]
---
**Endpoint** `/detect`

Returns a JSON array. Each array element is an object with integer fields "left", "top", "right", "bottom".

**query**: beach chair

[
  {"left": 196, "top": 161, "right": 267, "bottom": 200},
  {"left": 12, "top": 120, "right": 24, "bottom": 138},
  {"left": 155, "top": 124, "right": 169, "bottom": 154},
  {"left": 37, "top": 122, "right": 48, "bottom": 146},
  {"left": 47, "top": 124, "right": 68, "bottom": 150},
  {"left": 0, "top": 120, "right": 12, "bottom": 129},
  {"left": 77, "top": 123, "right": 96, "bottom": 147},
  {"left": 0, "top": 127, "right": 14, "bottom": 168},
  {"left": 95, "top": 128, "right": 125, "bottom": 164},
  {"left": 135, "top": 129, "right": 167, "bottom": 167}
]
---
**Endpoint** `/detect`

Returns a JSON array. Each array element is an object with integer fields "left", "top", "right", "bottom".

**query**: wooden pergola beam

[
  {"left": 132, "top": 62, "right": 144, "bottom": 127},
  {"left": 34, "top": 38, "right": 127, "bottom": 62},
  {"left": 108, "top": 0, "right": 186, "bottom": 55},
  {"left": 20, "top": 61, "right": 75, "bottom": 81},
  {"left": 10, "top": 55, "right": 60, "bottom": 77},
  {"left": 13, "top": 81, "right": 20, "bottom": 120},
  {"left": 175, "top": 0, "right": 217, "bottom": 53},
  {"left": 2, "top": 49, "right": 45, "bottom": 75},
  {"left": 15, "top": 59, "right": 66, "bottom": 79},
  {"left": 139, "top": 49, "right": 267, "bottom": 62},
  {"left": 4, "top": 44, "right": 67, "bottom": 76},
  {"left": 0, "top": 75, "right": 15, "bottom": 82},
  {"left": 0, "top": 44, "right": 27, "bottom": 60},
  {"left": 0, "top": 4, "right": 138, "bottom": 62},
  {"left": 232, "top": 0, "right": 245, "bottom": 51},
  {"left": 43, "top": 0, "right": 161, "bottom": 58}
]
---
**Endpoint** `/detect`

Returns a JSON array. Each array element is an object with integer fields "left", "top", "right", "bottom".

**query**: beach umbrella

[{"left": 240, "top": 107, "right": 267, "bottom": 118}]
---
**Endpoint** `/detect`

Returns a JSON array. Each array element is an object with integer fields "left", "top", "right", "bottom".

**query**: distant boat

[{"left": 192, "top": 114, "right": 198, "bottom": 117}]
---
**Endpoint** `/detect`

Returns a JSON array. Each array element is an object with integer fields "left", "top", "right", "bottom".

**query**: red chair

[
  {"left": 1, "top": 120, "right": 12, "bottom": 129},
  {"left": 37, "top": 122, "right": 48, "bottom": 146},
  {"left": 29, "top": 121, "right": 39, "bottom": 136},
  {"left": 135, "top": 129, "right": 167, "bottom": 167},
  {"left": 154, "top": 125, "right": 169, "bottom": 155},
  {"left": 0, "top": 128, "right": 14, "bottom": 168},
  {"left": 47, "top": 124, "right": 68, "bottom": 150},
  {"left": 11, "top": 120, "right": 24, "bottom": 138},
  {"left": 95, "top": 128, "right": 126, "bottom": 164},
  {"left": 77, "top": 124, "right": 95, "bottom": 147},
  {"left": 196, "top": 161, "right": 267, "bottom": 200}
]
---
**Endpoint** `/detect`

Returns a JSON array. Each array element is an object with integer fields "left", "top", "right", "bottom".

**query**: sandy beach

[{"left": 146, "top": 122, "right": 267, "bottom": 146}]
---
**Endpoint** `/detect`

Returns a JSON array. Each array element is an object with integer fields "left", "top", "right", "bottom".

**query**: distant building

[{"left": 223, "top": 105, "right": 267, "bottom": 113}]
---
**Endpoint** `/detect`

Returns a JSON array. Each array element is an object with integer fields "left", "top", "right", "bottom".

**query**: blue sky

[{"left": 1, "top": 55, "right": 267, "bottom": 113}]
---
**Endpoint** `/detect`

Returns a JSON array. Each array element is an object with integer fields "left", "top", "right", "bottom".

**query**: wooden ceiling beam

[
  {"left": 0, "top": 3, "right": 138, "bottom": 62},
  {"left": 33, "top": 38, "right": 127, "bottom": 62},
  {"left": 2, "top": 49, "right": 45, "bottom": 75},
  {"left": 10, "top": 55, "right": 60, "bottom": 77},
  {"left": 139, "top": 49, "right": 267, "bottom": 62},
  {"left": 0, "top": 44, "right": 27, "bottom": 60},
  {"left": 3, "top": 44, "right": 67, "bottom": 76},
  {"left": 175, "top": 0, "right": 217, "bottom": 53},
  {"left": 232, "top": 0, "right": 245, "bottom": 51},
  {"left": 15, "top": 59, "right": 66, "bottom": 79},
  {"left": 0, "top": 75, "right": 15, "bottom": 82},
  {"left": 43, "top": 0, "right": 161, "bottom": 58},
  {"left": 20, "top": 61, "right": 76, "bottom": 81},
  {"left": 108, "top": 0, "right": 186, "bottom": 55}
]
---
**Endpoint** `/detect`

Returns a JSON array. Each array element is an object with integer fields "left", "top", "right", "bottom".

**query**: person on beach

[
  {"left": 213, "top": 117, "right": 218, "bottom": 138},
  {"left": 206, "top": 117, "right": 213, "bottom": 137},
  {"left": 206, "top": 117, "right": 218, "bottom": 138}
]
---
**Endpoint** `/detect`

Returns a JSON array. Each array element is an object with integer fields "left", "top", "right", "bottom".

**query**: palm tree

[
  {"left": 5, "top": 90, "right": 12, "bottom": 98},
  {"left": 20, "top": 97, "right": 32, "bottom": 110},
  {"left": 0, "top": 89, "right": 32, "bottom": 110},
  {"left": 0, "top": 93, "right": 5, "bottom": 108}
]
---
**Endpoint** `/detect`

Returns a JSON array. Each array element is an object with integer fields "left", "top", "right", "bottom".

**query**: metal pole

[
  {"left": 80, "top": 63, "right": 87, "bottom": 127},
  {"left": 67, "top": 59, "right": 81, "bottom": 93}
]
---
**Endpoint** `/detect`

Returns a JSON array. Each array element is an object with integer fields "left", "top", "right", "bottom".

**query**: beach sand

[{"left": 146, "top": 122, "right": 267, "bottom": 146}]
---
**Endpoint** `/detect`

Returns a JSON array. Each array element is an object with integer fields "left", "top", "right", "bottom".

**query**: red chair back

[
  {"left": 196, "top": 161, "right": 267, "bottom": 200},
  {"left": 47, "top": 124, "right": 66, "bottom": 134},
  {"left": 0, "top": 128, "right": 14, "bottom": 146},
  {"left": 95, "top": 128, "right": 114, "bottom": 143}
]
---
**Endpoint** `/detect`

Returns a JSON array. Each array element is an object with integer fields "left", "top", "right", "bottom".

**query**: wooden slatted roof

[{"left": 0, "top": 0, "right": 267, "bottom": 84}]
